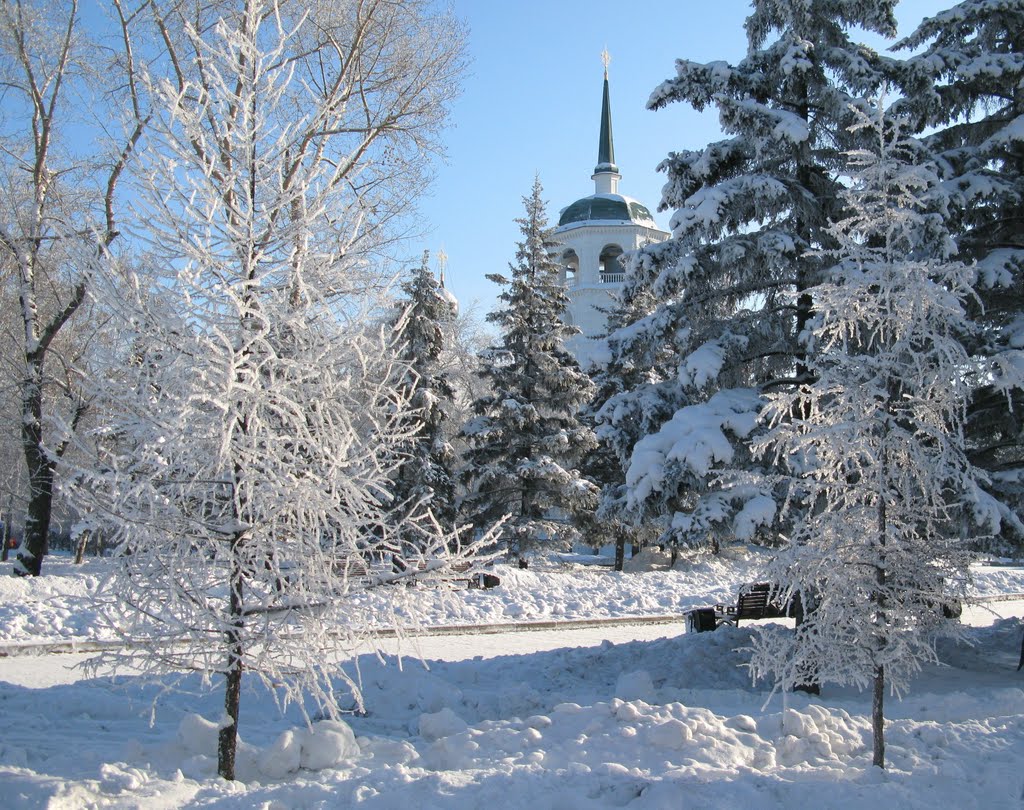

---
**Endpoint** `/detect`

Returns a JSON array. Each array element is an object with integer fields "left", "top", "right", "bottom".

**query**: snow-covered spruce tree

[
  {"left": 74, "top": 0, "right": 470, "bottom": 781},
  {"left": 388, "top": 251, "right": 459, "bottom": 558},
  {"left": 439, "top": 301, "right": 495, "bottom": 458},
  {"left": 599, "top": 1, "right": 898, "bottom": 553},
  {"left": 460, "top": 178, "right": 598, "bottom": 564},
  {"left": 578, "top": 392, "right": 627, "bottom": 565},
  {"left": 892, "top": 0, "right": 1024, "bottom": 553},
  {"left": 748, "top": 104, "right": 997, "bottom": 770},
  {"left": 583, "top": 273, "right": 677, "bottom": 567}
]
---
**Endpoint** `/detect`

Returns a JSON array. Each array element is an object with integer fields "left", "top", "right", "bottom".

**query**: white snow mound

[
  {"left": 298, "top": 719, "right": 360, "bottom": 770},
  {"left": 419, "top": 706, "right": 469, "bottom": 741}
]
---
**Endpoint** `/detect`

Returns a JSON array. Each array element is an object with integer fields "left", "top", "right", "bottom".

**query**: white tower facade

[{"left": 554, "top": 56, "right": 669, "bottom": 368}]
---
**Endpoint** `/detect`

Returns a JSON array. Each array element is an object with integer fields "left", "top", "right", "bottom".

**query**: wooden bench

[
  {"left": 687, "top": 582, "right": 799, "bottom": 633},
  {"left": 393, "top": 558, "right": 500, "bottom": 589},
  {"left": 342, "top": 560, "right": 370, "bottom": 578},
  {"left": 287, "top": 557, "right": 499, "bottom": 590},
  {"left": 335, "top": 557, "right": 464, "bottom": 581},
  {"left": 422, "top": 559, "right": 500, "bottom": 589}
]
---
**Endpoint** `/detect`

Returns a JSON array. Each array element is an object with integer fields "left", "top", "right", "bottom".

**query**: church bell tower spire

[{"left": 593, "top": 49, "right": 620, "bottom": 195}]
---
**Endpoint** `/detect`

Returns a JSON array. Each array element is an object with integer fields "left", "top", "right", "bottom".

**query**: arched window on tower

[
  {"left": 599, "top": 244, "right": 624, "bottom": 283},
  {"left": 561, "top": 249, "right": 579, "bottom": 285}
]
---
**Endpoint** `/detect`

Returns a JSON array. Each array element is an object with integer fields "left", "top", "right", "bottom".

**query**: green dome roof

[{"left": 557, "top": 193, "right": 656, "bottom": 228}]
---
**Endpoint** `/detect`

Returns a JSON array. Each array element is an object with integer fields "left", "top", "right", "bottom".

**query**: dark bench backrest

[
  {"left": 734, "top": 582, "right": 801, "bottom": 624},
  {"left": 736, "top": 584, "right": 773, "bottom": 616}
]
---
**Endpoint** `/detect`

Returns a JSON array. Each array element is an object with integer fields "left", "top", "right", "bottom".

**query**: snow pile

[
  {"left": 970, "top": 563, "right": 1024, "bottom": 598},
  {"left": 0, "top": 551, "right": 1023, "bottom": 807},
  {"left": 0, "top": 558, "right": 108, "bottom": 642},
  {"left": 1, "top": 617, "right": 1023, "bottom": 808}
]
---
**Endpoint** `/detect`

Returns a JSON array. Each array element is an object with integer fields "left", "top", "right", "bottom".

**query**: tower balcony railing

[{"left": 564, "top": 273, "right": 627, "bottom": 291}]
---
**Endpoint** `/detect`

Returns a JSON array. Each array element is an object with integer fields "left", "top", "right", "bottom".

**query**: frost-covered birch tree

[
  {"left": 748, "top": 105, "right": 996, "bottom": 770},
  {"left": 460, "top": 178, "right": 598, "bottom": 564},
  {"left": 892, "top": 0, "right": 1024, "bottom": 553},
  {"left": 0, "top": 0, "right": 145, "bottom": 576},
  {"left": 595, "top": 0, "right": 898, "bottom": 553},
  {"left": 76, "top": 0, "right": 470, "bottom": 781}
]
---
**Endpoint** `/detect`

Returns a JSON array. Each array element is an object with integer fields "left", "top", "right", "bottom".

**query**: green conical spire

[{"left": 595, "top": 50, "right": 618, "bottom": 175}]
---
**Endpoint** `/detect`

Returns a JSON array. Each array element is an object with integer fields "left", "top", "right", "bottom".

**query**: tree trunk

[
  {"left": 74, "top": 530, "right": 91, "bottom": 564},
  {"left": 872, "top": 663, "right": 885, "bottom": 768},
  {"left": 16, "top": 441, "right": 55, "bottom": 577},
  {"left": 793, "top": 590, "right": 820, "bottom": 695},
  {"left": 218, "top": 647, "right": 243, "bottom": 780},
  {"left": 614, "top": 531, "right": 625, "bottom": 571},
  {"left": 791, "top": 74, "right": 819, "bottom": 395},
  {"left": 1, "top": 507, "right": 11, "bottom": 562},
  {"left": 872, "top": 456, "right": 888, "bottom": 769},
  {"left": 17, "top": 353, "right": 60, "bottom": 577},
  {"left": 218, "top": 532, "right": 246, "bottom": 781}
]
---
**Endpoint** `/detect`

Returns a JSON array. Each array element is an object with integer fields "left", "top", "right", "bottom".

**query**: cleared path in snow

[
  {"left": 0, "top": 620, "right": 689, "bottom": 689},
  {"left": 2, "top": 600, "right": 1021, "bottom": 689}
]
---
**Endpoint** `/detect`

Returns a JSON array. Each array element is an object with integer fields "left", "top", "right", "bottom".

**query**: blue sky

[{"left": 417, "top": 0, "right": 945, "bottom": 322}]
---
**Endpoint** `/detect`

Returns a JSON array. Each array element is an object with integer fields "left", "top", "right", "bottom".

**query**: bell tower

[{"left": 553, "top": 53, "right": 669, "bottom": 368}]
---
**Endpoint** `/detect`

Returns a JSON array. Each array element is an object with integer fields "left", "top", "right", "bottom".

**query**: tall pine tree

[
  {"left": 460, "top": 178, "right": 598, "bottom": 563},
  {"left": 595, "top": 0, "right": 898, "bottom": 552},
  {"left": 892, "top": 0, "right": 1024, "bottom": 552},
  {"left": 389, "top": 250, "right": 459, "bottom": 557}
]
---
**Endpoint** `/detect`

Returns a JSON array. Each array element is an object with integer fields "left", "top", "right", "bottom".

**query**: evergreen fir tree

[
  {"left": 892, "top": 0, "right": 1024, "bottom": 552},
  {"left": 460, "top": 178, "right": 598, "bottom": 563},
  {"left": 749, "top": 103, "right": 992, "bottom": 769},
  {"left": 389, "top": 250, "right": 459, "bottom": 558},
  {"left": 583, "top": 264, "right": 676, "bottom": 566},
  {"left": 598, "top": 0, "right": 898, "bottom": 552},
  {"left": 578, "top": 378, "right": 631, "bottom": 566}
]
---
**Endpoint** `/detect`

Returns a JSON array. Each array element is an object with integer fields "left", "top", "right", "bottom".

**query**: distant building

[
  {"left": 436, "top": 248, "right": 459, "bottom": 319},
  {"left": 554, "top": 54, "right": 669, "bottom": 368}
]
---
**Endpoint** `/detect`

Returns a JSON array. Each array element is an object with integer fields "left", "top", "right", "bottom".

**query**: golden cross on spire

[
  {"left": 601, "top": 47, "right": 611, "bottom": 78},
  {"left": 436, "top": 246, "right": 448, "bottom": 286}
]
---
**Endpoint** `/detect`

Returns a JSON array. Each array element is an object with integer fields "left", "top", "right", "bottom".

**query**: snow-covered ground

[
  {"left": 0, "top": 549, "right": 754, "bottom": 646},
  {"left": 1, "top": 551, "right": 1023, "bottom": 808},
  {"left": 4, "top": 549, "right": 1023, "bottom": 645}
]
